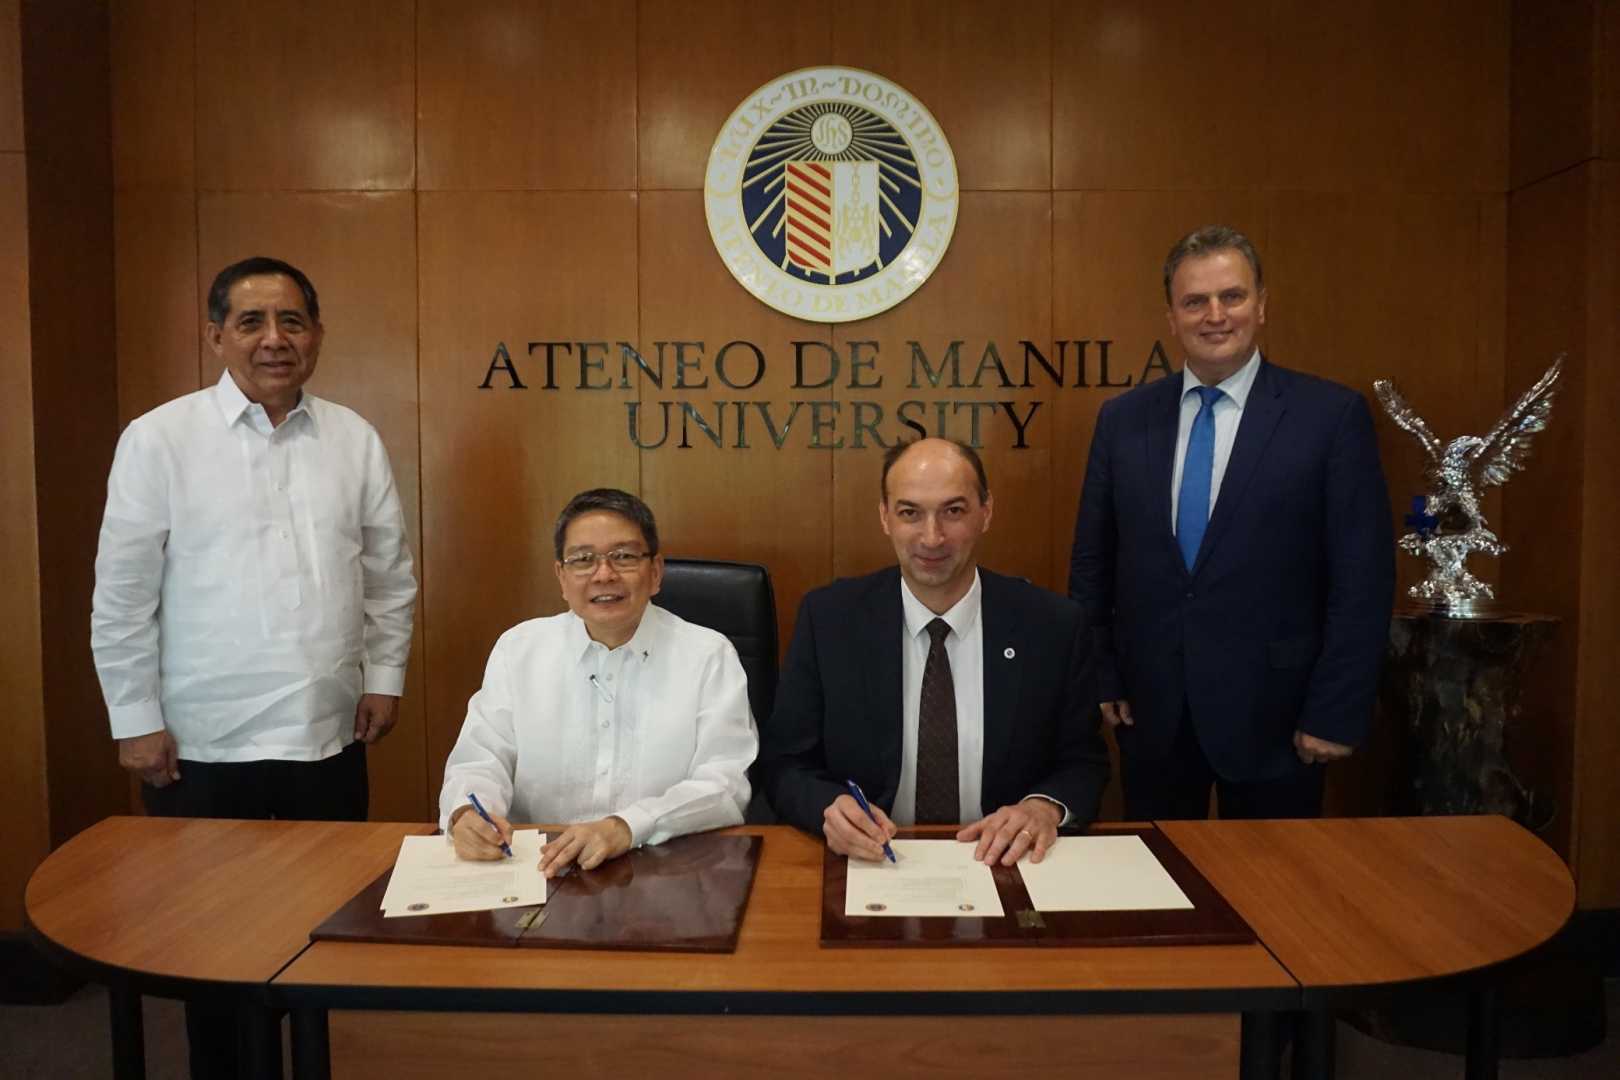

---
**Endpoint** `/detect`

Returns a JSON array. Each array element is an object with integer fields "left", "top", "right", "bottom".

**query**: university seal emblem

[{"left": 705, "top": 67, "right": 959, "bottom": 323}]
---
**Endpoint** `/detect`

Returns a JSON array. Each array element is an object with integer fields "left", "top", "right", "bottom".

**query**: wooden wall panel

[
  {"left": 195, "top": 0, "right": 414, "bottom": 191},
  {"left": 1574, "top": 161, "right": 1619, "bottom": 905},
  {"left": 1503, "top": 165, "right": 1592, "bottom": 863},
  {"left": 1510, "top": 0, "right": 1597, "bottom": 189},
  {"left": 1054, "top": 1, "right": 1269, "bottom": 191},
  {"left": 1602, "top": 0, "right": 1620, "bottom": 161},
  {"left": 109, "top": 0, "right": 193, "bottom": 190},
  {"left": 832, "top": 0, "right": 1051, "bottom": 191},
  {"left": 1265, "top": 193, "right": 1504, "bottom": 597},
  {"left": 24, "top": 0, "right": 126, "bottom": 848},
  {"left": 0, "top": 150, "right": 47, "bottom": 930},
  {"left": 638, "top": 191, "right": 832, "bottom": 655},
  {"left": 114, "top": 190, "right": 200, "bottom": 423},
  {"left": 0, "top": 0, "right": 20, "bottom": 154},
  {"left": 1267, "top": 0, "right": 1508, "bottom": 193},
  {"left": 199, "top": 191, "right": 427, "bottom": 821},
  {"left": 418, "top": 190, "right": 640, "bottom": 790},
  {"left": 417, "top": 0, "right": 636, "bottom": 191},
  {"left": 638, "top": 0, "right": 828, "bottom": 190},
  {"left": 331, "top": 1011, "right": 1238, "bottom": 1079},
  {"left": 827, "top": 193, "right": 1052, "bottom": 586}
]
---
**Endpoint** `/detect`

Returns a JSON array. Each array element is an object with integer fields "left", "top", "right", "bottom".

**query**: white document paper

[
  {"left": 380, "top": 830, "right": 547, "bottom": 918},
  {"left": 844, "top": 839, "right": 1004, "bottom": 918},
  {"left": 1017, "top": 835, "right": 1193, "bottom": 912}
]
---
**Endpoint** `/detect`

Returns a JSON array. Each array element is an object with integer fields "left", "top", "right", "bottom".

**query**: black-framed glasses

[{"left": 558, "top": 549, "right": 654, "bottom": 577}]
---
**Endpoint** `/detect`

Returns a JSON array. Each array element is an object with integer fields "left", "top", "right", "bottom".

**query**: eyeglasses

[{"left": 559, "top": 549, "right": 654, "bottom": 577}]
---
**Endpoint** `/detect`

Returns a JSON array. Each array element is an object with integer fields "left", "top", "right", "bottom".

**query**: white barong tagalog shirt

[
  {"left": 438, "top": 604, "right": 758, "bottom": 846},
  {"left": 91, "top": 370, "right": 418, "bottom": 762}
]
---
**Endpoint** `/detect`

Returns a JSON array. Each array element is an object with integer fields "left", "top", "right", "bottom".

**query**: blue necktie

[{"left": 1176, "top": 385, "right": 1223, "bottom": 570}]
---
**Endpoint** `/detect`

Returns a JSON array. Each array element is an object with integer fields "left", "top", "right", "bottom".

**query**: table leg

[
  {"left": 1241, "top": 1011, "right": 1281, "bottom": 1080},
  {"left": 1291, "top": 1009, "right": 1336, "bottom": 1080},
  {"left": 237, "top": 1003, "right": 283, "bottom": 1080},
  {"left": 107, "top": 984, "right": 146, "bottom": 1080},
  {"left": 290, "top": 1007, "right": 331, "bottom": 1080},
  {"left": 1466, "top": 986, "right": 1500, "bottom": 1080}
]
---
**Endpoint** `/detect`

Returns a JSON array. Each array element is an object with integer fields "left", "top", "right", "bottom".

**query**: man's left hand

[
  {"left": 1294, "top": 730, "right": 1353, "bottom": 764},
  {"left": 353, "top": 693, "right": 400, "bottom": 744},
  {"left": 957, "top": 797, "right": 1062, "bottom": 866},
  {"left": 540, "top": 817, "right": 633, "bottom": 878}
]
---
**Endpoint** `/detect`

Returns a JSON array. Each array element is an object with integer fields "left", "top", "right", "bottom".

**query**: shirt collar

[
  {"left": 1180, "top": 348, "right": 1261, "bottom": 409},
  {"left": 565, "top": 604, "right": 661, "bottom": 666},
  {"left": 900, "top": 569, "right": 982, "bottom": 642},
  {"left": 210, "top": 369, "right": 315, "bottom": 433}
]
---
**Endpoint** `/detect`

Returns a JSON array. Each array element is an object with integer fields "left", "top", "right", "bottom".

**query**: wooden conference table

[{"left": 25, "top": 815, "right": 1572, "bottom": 1080}]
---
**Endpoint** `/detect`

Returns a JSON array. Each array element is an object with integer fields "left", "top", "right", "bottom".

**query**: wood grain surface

[
  {"left": 329, "top": 1011, "right": 1239, "bottom": 1080},
  {"left": 25, "top": 817, "right": 432, "bottom": 984},
  {"left": 1159, "top": 815, "right": 1574, "bottom": 989},
  {"left": 276, "top": 823, "right": 1292, "bottom": 995}
]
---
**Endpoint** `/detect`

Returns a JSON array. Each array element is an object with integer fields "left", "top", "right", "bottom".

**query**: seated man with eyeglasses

[{"left": 439, "top": 488, "right": 758, "bottom": 876}]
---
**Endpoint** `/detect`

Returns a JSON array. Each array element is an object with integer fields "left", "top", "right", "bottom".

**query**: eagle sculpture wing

[
  {"left": 1373, "top": 377, "right": 1444, "bottom": 467},
  {"left": 1471, "top": 354, "right": 1565, "bottom": 488}
]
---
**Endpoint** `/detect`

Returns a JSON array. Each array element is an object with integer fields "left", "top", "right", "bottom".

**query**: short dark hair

[
  {"left": 207, "top": 257, "right": 321, "bottom": 325},
  {"left": 552, "top": 488, "right": 660, "bottom": 560},
  {"left": 880, "top": 438, "right": 990, "bottom": 504},
  {"left": 1162, "top": 225, "right": 1264, "bottom": 303}
]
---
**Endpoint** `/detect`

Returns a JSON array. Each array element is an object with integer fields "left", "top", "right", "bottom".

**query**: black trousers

[
  {"left": 1120, "top": 707, "right": 1326, "bottom": 821},
  {"left": 141, "top": 741, "right": 368, "bottom": 1078}
]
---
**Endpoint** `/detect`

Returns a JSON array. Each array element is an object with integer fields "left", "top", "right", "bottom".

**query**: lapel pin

[{"left": 1004, "top": 647, "right": 1016, "bottom": 659}]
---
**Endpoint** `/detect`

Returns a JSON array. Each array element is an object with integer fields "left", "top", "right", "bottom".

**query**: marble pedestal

[{"left": 1382, "top": 611, "right": 1558, "bottom": 826}]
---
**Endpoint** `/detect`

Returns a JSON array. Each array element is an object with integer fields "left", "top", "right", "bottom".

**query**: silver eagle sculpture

[{"left": 1372, "top": 355, "right": 1565, "bottom": 615}]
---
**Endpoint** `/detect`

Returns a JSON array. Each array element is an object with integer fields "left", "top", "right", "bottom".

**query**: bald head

[
  {"left": 880, "top": 437, "right": 989, "bottom": 506},
  {"left": 878, "top": 438, "right": 994, "bottom": 614}
]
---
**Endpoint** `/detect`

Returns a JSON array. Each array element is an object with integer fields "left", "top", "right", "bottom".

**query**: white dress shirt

[
  {"left": 893, "top": 573, "right": 985, "bottom": 825},
  {"left": 438, "top": 604, "right": 758, "bottom": 846},
  {"left": 1170, "top": 348, "right": 1262, "bottom": 529},
  {"left": 91, "top": 370, "right": 417, "bottom": 762}
]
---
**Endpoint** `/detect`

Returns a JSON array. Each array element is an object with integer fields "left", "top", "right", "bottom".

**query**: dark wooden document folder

[
  {"left": 820, "top": 826, "right": 1254, "bottom": 948},
  {"left": 312, "top": 833, "right": 763, "bottom": 954}
]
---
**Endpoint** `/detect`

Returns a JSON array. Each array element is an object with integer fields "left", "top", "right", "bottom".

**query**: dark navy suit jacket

[
  {"left": 758, "top": 566, "right": 1110, "bottom": 834},
  {"left": 1067, "top": 359, "right": 1395, "bottom": 782}
]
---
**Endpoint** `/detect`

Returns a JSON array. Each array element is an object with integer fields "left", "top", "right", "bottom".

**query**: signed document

[
  {"left": 380, "top": 830, "right": 547, "bottom": 917},
  {"left": 1017, "top": 835, "right": 1193, "bottom": 912},
  {"left": 845, "top": 840, "right": 1004, "bottom": 918}
]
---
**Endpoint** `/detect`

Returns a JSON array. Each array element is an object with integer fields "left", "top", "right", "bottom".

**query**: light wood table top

[
  {"left": 1160, "top": 815, "right": 1574, "bottom": 991},
  {"left": 25, "top": 816, "right": 431, "bottom": 986},
  {"left": 274, "top": 823, "right": 1292, "bottom": 1008},
  {"left": 27, "top": 815, "right": 1571, "bottom": 1013}
]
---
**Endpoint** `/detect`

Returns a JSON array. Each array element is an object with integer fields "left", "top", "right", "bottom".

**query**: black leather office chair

[{"left": 652, "top": 558, "right": 779, "bottom": 823}]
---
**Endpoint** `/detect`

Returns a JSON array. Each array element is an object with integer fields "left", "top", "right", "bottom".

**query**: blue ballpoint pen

[
  {"left": 844, "top": 780, "right": 897, "bottom": 863},
  {"left": 466, "top": 792, "right": 514, "bottom": 858}
]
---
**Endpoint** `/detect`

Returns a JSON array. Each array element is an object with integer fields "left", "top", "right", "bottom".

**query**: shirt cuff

[
  {"left": 107, "top": 698, "right": 166, "bottom": 740},
  {"left": 363, "top": 664, "right": 407, "bottom": 696},
  {"left": 614, "top": 805, "right": 654, "bottom": 848},
  {"left": 1023, "top": 794, "right": 1071, "bottom": 828}
]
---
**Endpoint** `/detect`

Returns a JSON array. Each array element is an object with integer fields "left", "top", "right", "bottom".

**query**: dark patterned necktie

[{"left": 914, "top": 617, "right": 959, "bottom": 825}]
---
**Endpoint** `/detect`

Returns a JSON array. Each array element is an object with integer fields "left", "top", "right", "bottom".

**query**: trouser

[
  {"left": 1120, "top": 706, "right": 1326, "bottom": 821},
  {"left": 141, "top": 741, "right": 369, "bottom": 1078}
]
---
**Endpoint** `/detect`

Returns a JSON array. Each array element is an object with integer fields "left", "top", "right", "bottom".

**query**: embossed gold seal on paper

[{"left": 705, "top": 67, "right": 959, "bottom": 323}]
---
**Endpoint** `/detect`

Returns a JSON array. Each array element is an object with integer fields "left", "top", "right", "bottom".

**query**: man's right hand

[
  {"left": 823, "top": 793, "right": 897, "bottom": 861},
  {"left": 449, "top": 804, "right": 514, "bottom": 861},
  {"left": 118, "top": 730, "right": 181, "bottom": 788},
  {"left": 1100, "top": 700, "right": 1134, "bottom": 728}
]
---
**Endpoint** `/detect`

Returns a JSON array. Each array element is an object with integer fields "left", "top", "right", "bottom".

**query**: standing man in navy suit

[
  {"left": 761, "top": 438, "right": 1109, "bottom": 863},
  {"left": 1068, "top": 225, "right": 1394, "bottom": 820}
]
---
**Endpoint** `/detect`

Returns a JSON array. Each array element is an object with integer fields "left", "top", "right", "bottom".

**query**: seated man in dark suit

[{"left": 759, "top": 437, "right": 1109, "bottom": 864}]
